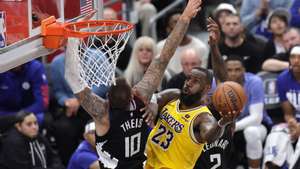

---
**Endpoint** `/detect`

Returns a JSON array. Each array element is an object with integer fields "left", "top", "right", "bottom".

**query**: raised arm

[
  {"left": 133, "top": 0, "right": 202, "bottom": 102},
  {"left": 207, "top": 17, "right": 227, "bottom": 83},
  {"left": 64, "top": 38, "right": 108, "bottom": 121}
]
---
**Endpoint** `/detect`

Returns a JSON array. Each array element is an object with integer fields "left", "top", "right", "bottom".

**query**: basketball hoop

[{"left": 41, "top": 16, "right": 134, "bottom": 87}]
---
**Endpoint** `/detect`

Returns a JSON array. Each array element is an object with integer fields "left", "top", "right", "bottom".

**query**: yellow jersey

[{"left": 145, "top": 99, "right": 211, "bottom": 169}]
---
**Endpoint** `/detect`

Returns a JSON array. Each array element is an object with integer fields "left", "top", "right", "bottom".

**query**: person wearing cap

[
  {"left": 67, "top": 121, "right": 100, "bottom": 169},
  {"left": 262, "top": 8, "right": 290, "bottom": 65},
  {"left": 213, "top": 3, "right": 237, "bottom": 27},
  {"left": 240, "top": 0, "right": 292, "bottom": 39},
  {"left": 277, "top": 45, "right": 300, "bottom": 122}
]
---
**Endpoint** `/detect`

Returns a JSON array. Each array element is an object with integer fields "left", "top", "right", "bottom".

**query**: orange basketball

[{"left": 212, "top": 81, "right": 247, "bottom": 115}]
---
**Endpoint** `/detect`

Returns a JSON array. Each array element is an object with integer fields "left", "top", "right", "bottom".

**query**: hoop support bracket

[{"left": 41, "top": 16, "right": 66, "bottom": 49}]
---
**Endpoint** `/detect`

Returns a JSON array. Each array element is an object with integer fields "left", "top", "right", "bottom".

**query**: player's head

[
  {"left": 289, "top": 45, "right": 300, "bottom": 74},
  {"left": 180, "top": 67, "right": 212, "bottom": 106},
  {"left": 84, "top": 121, "right": 96, "bottom": 147},
  {"left": 225, "top": 55, "right": 245, "bottom": 84},
  {"left": 15, "top": 111, "right": 39, "bottom": 139},
  {"left": 108, "top": 77, "right": 132, "bottom": 110}
]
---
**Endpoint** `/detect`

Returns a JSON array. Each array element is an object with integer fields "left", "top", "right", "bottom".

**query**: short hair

[
  {"left": 108, "top": 77, "right": 132, "bottom": 110},
  {"left": 15, "top": 110, "right": 34, "bottom": 124},
  {"left": 285, "top": 27, "right": 300, "bottom": 36},
  {"left": 224, "top": 54, "right": 245, "bottom": 67},
  {"left": 164, "top": 9, "right": 183, "bottom": 28},
  {"left": 289, "top": 44, "right": 300, "bottom": 57},
  {"left": 192, "top": 67, "right": 213, "bottom": 85},
  {"left": 224, "top": 13, "right": 241, "bottom": 22}
]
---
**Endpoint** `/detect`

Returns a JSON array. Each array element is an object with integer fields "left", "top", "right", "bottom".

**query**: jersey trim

[
  {"left": 175, "top": 100, "right": 205, "bottom": 113},
  {"left": 189, "top": 114, "right": 201, "bottom": 145}
]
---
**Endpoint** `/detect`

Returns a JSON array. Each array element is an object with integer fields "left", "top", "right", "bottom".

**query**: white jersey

[{"left": 263, "top": 123, "right": 300, "bottom": 169}]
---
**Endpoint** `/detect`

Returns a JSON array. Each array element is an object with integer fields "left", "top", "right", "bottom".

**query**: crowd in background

[{"left": 0, "top": 0, "right": 300, "bottom": 169}]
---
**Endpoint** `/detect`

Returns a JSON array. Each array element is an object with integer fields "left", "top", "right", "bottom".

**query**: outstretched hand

[
  {"left": 207, "top": 17, "right": 221, "bottom": 46},
  {"left": 182, "top": 0, "right": 202, "bottom": 19},
  {"left": 141, "top": 102, "right": 158, "bottom": 127},
  {"left": 218, "top": 111, "right": 239, "bottom": 127}
]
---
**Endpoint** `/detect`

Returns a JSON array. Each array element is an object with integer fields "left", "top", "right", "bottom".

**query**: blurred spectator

[
  {"left": 50, "top": 53, "right": 91, "bottom": 165},
  {"left": 262, "top": 8, "right": 290, "bottom": 62},
  {"left": 209, "top": 14, "right": 263, "bottom": 73},
  {"left": 156, "top": 10, "right": 208, "bottom": 76},
  {"left": 124, "top": 36, "right": 169, "bottom": 89},
  {"left": 0, "top": 60, "right": 48, "bottom": 132},
  {"left": 262, "top": 28, "right": 300, "bottom": 72},
  {"left": 103, "top": 7, "right": 132, "bottom": 72},
  {"left": 134, "top": 0, "right": 157, "bottom": 37},
  {"left": 263, "top": 118, "right": 300, "bottom": 169},
  {"left": 240, "top": 0, "right": 292, "bottom": 39},
  {"left": 67, "top": 121, "right": 99, "bottom": 169},
  {"left": 277, "top": 45, "right": 300, "bottom": 122},
  {"left": 225, "top": 55, "right": 272, "bottom": 169},
  {"left": 165, "top": 48, "right": 202, "bottom": 90},
  {"left": 290, "top": 0, "right": 300, "bottom": 28},
  {"left": 0, "top": 111, "right": 64, "bottom": 169},
  {"left": 213, "top": 3, "right": 237, "bottom": 27}
]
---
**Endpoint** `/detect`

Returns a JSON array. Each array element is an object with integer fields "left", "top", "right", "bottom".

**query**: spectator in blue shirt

[
  {"left": 0, "top": 60, "right": 49, "bottom": 132},
  {"left": 225, "top": 55, "right": 272, "bottom": 169},
  {"left": 277, "top": 45, "right": 300, "bottom": 122},
  {"left": 67, "top": 121, "right": 99, "bottom": 169}
]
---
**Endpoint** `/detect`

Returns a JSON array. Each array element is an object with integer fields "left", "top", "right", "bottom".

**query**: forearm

[
  {"left": 157, "top": 89, "right": 180, "bottom": 111},
  {"left": 75, "top": 88, "right": 107, "bottom": 119},
  {"left": 210, "top": 44, "right": 227, "bottom": 82},
  {"left": 262, "top": 59, "right": 289, "bottom": 72},
  {"left": 133, "top": 17, "right": 191, "bottom": 101},
  {"left": 204, "top": 122, "right": 225, "bottom": 143},
  {"left": 235, "top": 103, "right": 263, "bottom": 131}
]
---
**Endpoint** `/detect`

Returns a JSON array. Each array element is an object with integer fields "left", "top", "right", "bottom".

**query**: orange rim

[{"left": 63, "top": 20, "right": 134, "bottom": 38}]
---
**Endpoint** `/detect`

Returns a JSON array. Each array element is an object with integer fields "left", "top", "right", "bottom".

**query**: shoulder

[
  {"left": 277, "top": 69, "right": 291, "bottom": 81},
  {"left": 245, "top": 73, "right": 263, "bottom": 84},
  {"left": 2, "top": 129, "right": 26, "bottom": 147},
  {"left": 51, "top": 53, "right": 65, "bottom": 65}
]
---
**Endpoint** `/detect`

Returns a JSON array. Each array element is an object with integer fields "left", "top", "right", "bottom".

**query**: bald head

[
  {"left": 103, "top": 7, "right": 117, "bottom": 20},
  {"left": 283, "top": 28, "right": 300, "bottom": 50},
  {"left": 180, "top": 48, "right": 202, "bottom": 75}
]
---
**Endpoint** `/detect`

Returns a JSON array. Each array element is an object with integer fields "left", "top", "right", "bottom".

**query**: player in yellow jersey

[{"left": 144, "top": 13, "right": 237, "bottom": 169}]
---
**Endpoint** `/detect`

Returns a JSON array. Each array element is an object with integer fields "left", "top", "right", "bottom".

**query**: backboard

[{"left": 0, "top": 0, "right": 104, "bottom": 72}]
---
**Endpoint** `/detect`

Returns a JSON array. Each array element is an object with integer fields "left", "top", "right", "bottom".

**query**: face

[
  {"left": 217, "top": 10, "right": 232, "bottom": 26},
  {"left": 222, "top": 16, "right": 243, "bottom": 39},
  {"left": 181, "top": 69, "right": 210, "bottom": 106},
  {"left": 283, "top": 29, "right": 300, "bottom": 50},
  {"left": 137, "top": 46, "right": 153, "bottom": 66},
  {"left": 16, "top": 114, "right": 39, "bottom": 138},
  {"left": 166, "top": 14, "right": 180, "bottom": 34},
  {"left": 290, "top": 54, "right": 300, "bottom": 73},
  {"left": 269, "top": 17, "right": 287, "bottom": 36},
  {"left": 226, "top": 60, "right": 245, "bottom": 84},
  {"left": 288, "top": 118, "right": 300, "bottom": 142},
  {"left": 181, "top": 51, "right": 202, "bottom": 75}
]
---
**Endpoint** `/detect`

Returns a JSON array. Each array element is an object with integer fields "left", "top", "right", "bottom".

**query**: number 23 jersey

[{"left": 145, "top": 100, "right": 211, "bottom": 169}]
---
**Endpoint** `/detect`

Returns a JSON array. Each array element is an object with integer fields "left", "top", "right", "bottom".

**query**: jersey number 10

[{"left": 125, "top": 132, "right": 141, "bottom": 158}]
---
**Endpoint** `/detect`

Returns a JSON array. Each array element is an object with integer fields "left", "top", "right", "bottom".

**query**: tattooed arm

[
  {"left": 207, "top": 17, "right": 227, "bottom": 83},
  {"left": 65, "top": 38, "right": 108, "bottom": 121},
  {"left": 133, "top": 0, "right": 202, "bottom": 102},
  {"left": 195, "top": 111, "right": 236, "bottom": 143}
]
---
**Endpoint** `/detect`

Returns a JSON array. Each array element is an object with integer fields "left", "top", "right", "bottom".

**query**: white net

[{"left": 67, "top": 21, "right": 133, "bottom": 88}]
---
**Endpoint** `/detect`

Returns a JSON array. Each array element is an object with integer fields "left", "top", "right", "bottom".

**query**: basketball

[{"left": 212, "top": 81, "right": 247, "bottom": 114}]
